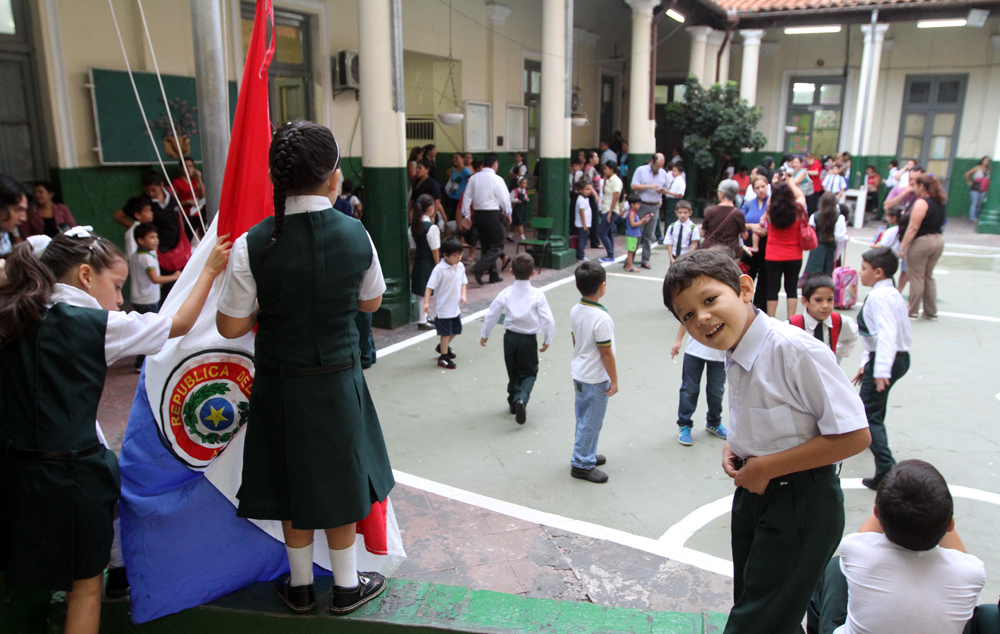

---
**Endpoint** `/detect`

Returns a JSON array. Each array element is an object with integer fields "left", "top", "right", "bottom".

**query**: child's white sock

[
  {"left": 416, "top": 297, "right": 425, "bottom": 323},
  {"left": 286, "top": 543, "right": 315, "bottom": 587},
  {"left": 329, "top": 544, "right": 359, "bottom": 589},
  {"left": 108, "top": 518, "right": 124, "bottom": 568}
]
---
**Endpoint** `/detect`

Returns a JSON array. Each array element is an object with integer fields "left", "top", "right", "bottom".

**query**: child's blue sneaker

[
  {"left": 600, "top": 256, "right": 615, "bottom": 262},
  {"left": 706, "top": 424, "right": 728, "bottom": 440},
  {"left": 677, "top": 426, "right": 693, "bottom": 446}
]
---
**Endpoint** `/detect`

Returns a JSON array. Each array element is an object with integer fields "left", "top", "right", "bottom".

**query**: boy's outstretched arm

[
  {"left": 734, "top": 428, "right": 871, "bottom": 494},
  {"left": 480, "top": 292, "right": 506, "bottom": 345}
]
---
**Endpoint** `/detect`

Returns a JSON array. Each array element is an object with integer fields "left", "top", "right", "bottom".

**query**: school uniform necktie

[
  {"left": 675, "top": 225, "right": 684, "bottom": 258},
  {"left": 813, "top": 321, "right": 825, "bottom": 343}
]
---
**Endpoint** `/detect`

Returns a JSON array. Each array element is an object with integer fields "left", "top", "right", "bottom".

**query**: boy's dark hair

[
  {"left": 676, "top": 200, "right": 692, "bottom": 211},
  {"left": 440, "top": 236, "right": 464, "bottom": 257},
  {"left": 626, "top": 193, "right": 642, "bottom": 206},
  {"left": 341, "top": 178, "right": 354, "bottom": 194},
  {"left": 574, "top": 179, "right": 589, "bottom": 192},
  {"left": 801, "top": 273, "right": 834, "bottom": 300},
  {"left": 483, "top": 152, "right": 499, "bottom": 170},
  {"left": 884, "top": 205, "right": 902, "bottom": 220},
  {"left": 124, "top": 196, "right": 151, "bottom": 219},
  {"left": 876, "top": 460, "right": 953, "bottom": 551},
  {"left": 662, "top": 250, "right": 741, "bottom": 319},
  {"left": 512, "top": 253, "right": 534, "bottom": 280},
  {"left": 575, "top": 260, "right": 606, "bottom": 296},
  {"left": 570, "top": 158, "right": 581, "bottom": 167},
  {"left": 862, "top": 246, "right": 898, "bottom": 278},
  {"left": 889, "top": 159, "right": 898, "bottom": 168},
  {"left": 141, "top": 171, "right": 163, "bottom": 187},
  {"left": 673, "top": 161, "right": 684, "bottom": 173},
  {"left": 133, "top": 222, "right": 158, "bottom": 242}
]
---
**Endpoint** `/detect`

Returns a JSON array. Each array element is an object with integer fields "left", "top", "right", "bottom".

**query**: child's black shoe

[
  {"left": 274, "top": 574, "right": 316, "bottom": 613},
  {"left": 435, "top": 345, "right": 456, "bottom": 359},
  {"left": 330, "top": 571, "right": 387, "bottom": 615},
  {"left": 105, "top": 567, "right": 129, "bottom": 599},
  {"left": 437, "top": 356, "right": 457, "bottom": 369}
]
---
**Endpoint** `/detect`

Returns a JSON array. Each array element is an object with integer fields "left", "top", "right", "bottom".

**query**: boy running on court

[
  {"left": 480, "top": 253, "right": 555, "bottom": 425},
  {"left": 663, "top": 249, "right": 871, "bottom": 634}
]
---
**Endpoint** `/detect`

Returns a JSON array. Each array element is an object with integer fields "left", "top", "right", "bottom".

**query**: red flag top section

[{"left": 217, "top": 0, "right": 275, "bottom": 239}]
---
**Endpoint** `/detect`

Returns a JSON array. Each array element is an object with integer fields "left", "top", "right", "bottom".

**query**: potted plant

[
  {"left": 149, "top": 98, "right": 198, "bottom": 159},
  {"left": 664, "top": 77, "right": 767, "bottom": 205}
]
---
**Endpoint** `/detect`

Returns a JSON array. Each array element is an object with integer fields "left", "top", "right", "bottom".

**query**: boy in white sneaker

[{"left": 665, "top": 200, "right": 700, "bottom": 264}]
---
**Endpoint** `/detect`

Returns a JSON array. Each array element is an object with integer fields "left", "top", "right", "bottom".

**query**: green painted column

[
  {"left": 363, "top": 167, "right": 411, "bottom": 329},
  {"left": 534, "top": 157, "right": 575, "bottom": 268},
  {"left": 358, "top": 0, "right": 410, "bottom": 329}
]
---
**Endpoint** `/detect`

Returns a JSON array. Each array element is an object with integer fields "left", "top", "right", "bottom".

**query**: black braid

[{"left": 262, "top": 122, "right": 338, "bottom": 261}]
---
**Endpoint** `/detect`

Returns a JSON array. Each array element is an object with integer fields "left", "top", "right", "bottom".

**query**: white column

[
  {"left": 739, "top": 30, "right": 764, "bottom": 105},
  {"left": 686, "top": 26, "right": 710, "bottom": 86},
  {"left": 39, "top": 0, "right": 77, "bottom": 167},
  {"left": 358, "top": 0, "right": 405, "bottom": 168},
  {"left": 704, "top": 30, "right": 724, "bottom": 84},
  {"left": 626, "top": 0, "right": 658, "bottom": 156},
  {"left": 850, "top": 23, "right": 888, "bottom": 156},
  {"left": 540, "top": 0, "right": 566, "bottom": 159}
]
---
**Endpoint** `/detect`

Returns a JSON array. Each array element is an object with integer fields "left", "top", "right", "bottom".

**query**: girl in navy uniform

[
  {"left": 0, "top": 229, "right": 230, "bottom": 634},
  {"left": 409, "top": 193, "right": 440, "bottom": 330},
  {"left": 216, "top": 121, "right": 394, "bottom": 616}
]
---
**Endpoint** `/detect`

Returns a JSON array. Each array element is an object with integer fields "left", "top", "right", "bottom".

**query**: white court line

[
  {"left": 848, "top": 237, "right": 1000, "bottom": 258},
  {"left": 393, "top": 470, "right": 734, "bottom": 577},
  {"left": 936, "top": 311, "right": 1000, "bottom": 324}
]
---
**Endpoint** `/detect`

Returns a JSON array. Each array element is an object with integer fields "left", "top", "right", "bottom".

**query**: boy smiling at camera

[{"left": 662, "top": 249, "right": 871, "bottom": 634}]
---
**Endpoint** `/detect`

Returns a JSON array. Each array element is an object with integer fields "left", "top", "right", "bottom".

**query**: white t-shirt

[
  {"left": 570, "top": 300, "right": 615, "bottom": 384},
  {"left": 575, "top": 194, "right": 592, "bottom": 229},
  {"left": 123, "top": 224, "right": 138, "bottom": 258},
  {"left": 836, "top": 532, "right": 986, "bottom": 634},
  {"left": 129, "top": 250, "right": 161, "bottom": 305},
  {"left": 686, "top": 337, "right": 725, "bottom": 362},
  {"left": 425, "top": 260, "right": 467, "bottom": 319}
]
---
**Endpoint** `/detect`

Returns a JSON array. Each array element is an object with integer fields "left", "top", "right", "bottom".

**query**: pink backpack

[{"left": 833, "top": 266, "right": 858, "bottom": 309}]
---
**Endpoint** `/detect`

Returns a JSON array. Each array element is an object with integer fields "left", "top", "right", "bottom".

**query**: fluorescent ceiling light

[
  {"left": 666, "top": 8, "right": 685, "bottom": 22},
  {"left": 917, "top": 18, "right": 967, "bottom": 28},
  {"left": 784, "top": 25, "right": 842, "bottom": 34}
]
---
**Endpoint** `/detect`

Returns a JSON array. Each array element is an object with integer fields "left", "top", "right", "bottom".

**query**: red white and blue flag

[{"left": 118, "top": 0, "right": 404, "bottom": 623}]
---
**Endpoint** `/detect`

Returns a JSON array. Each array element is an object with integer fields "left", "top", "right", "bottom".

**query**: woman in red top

[
  {"left": 763, "top": 174, "right": 807, "bottom": 318},
  {"left": 805, "top": 152, "right": 823, "bottom": 212}
]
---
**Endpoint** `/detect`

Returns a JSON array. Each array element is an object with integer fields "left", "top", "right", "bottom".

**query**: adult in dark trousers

[
  {"left": 740, "top": 173, "right": 770, "bottom": 310},
  {"left": 629, "top": 154, "right": 669, "bottom": 269},
  {"left": 461, "top": 153, "right": 512, "bottom": 285}
]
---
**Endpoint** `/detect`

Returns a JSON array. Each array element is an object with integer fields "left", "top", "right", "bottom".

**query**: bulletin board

[
  {"left": 506, "top": 105, "right": 528, "bottom": 152},
  {"left": 464, "top": 101, "right": 492, "bottom": 153}
]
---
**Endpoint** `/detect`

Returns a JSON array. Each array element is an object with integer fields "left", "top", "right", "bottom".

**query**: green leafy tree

[{"left": 664, "top": 77, "right": 767, "bottom": 198}]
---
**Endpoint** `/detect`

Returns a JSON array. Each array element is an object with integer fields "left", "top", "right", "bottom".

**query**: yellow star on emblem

[{"left": 204, "top": 405, "right": 229, "bottom": 429}]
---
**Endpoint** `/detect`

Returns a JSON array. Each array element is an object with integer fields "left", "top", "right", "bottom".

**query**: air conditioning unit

[{"left": 334, "top": 50, "right": 360, "bottom": 90}]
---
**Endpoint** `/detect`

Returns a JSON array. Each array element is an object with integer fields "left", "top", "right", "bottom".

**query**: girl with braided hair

[
  {"left": 0, "top": 228, "right": 230, "bottom": 634},
  {"left": 216, "top": 121, "right": 393, "bottom": 616}
]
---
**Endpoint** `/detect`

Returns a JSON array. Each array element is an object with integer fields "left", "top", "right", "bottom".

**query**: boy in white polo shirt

[
  {"left": 663, "top": 250, "right": 871, "bottom": 634},
  {"left": 424, "top": 237, "right": 468, "bottom": 370},
  {"left": 569, "top": 260, "right": 618, "bottom": 484},
  {"left": 670, "top": 322, "right": 727, "bottom": 446}
]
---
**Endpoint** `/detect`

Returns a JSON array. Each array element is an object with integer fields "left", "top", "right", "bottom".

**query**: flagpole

[{"left": 191, "top": 0, "right": 231, "bottom": 222}]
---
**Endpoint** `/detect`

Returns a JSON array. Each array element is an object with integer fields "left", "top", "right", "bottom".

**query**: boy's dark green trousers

[
  {"left": 503, "top": 331, "right": 539, "bottom": 406},
  {"left": 859, "top": 351, "right": 910, "bottom": 478},
  {"left": 726, "top": 465, "right": 845, "bottom": 634}
]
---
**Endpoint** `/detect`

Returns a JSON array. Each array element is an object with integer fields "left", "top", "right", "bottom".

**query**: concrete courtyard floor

[{"left": 99, "top": 217, "right": 1000, "bottom": 617}]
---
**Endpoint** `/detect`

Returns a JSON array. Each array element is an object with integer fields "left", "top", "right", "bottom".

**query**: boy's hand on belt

[
  {"left": 734, "top": 456, "right": 771, "bottom": 495},
  {"left": 722, "top": 443, "right": 741, "bottom": 479}
]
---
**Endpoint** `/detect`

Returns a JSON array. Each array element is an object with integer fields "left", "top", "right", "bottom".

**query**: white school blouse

[
  {"left": 217, "top": 195, "right": 386, "bottom": 319},
  {"left": 725, "top": 311, "right": 868, "bottom": 460}
]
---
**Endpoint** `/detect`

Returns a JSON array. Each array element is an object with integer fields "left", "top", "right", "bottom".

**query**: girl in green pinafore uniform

[
  {"left": 0, "top": 229, "right": 230, "bottom": 634},
  {"left": 409, "top": 193, "right": 440, "bottom": 330},
  {"left": 216, "top": 122, "right": 394, "bottom": 617}
]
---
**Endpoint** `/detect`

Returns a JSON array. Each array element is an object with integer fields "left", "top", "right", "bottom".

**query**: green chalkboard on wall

[{"left": 89, "top": 67, "right": 238, "bottom": 165}]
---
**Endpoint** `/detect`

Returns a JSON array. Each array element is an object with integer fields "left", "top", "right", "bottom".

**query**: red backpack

[{"left": 789, "top": 312, "right": 842, "bottom": 352}]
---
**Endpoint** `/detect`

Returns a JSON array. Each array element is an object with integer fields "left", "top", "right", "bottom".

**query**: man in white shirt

[
  {"left": 661, "top": 163, "right": 687, "bottom": 238},
  {"left": 462, "top": 153, "right": 513, "bottom": 285},
  {"left": 853, "top": 247, "right": 912, "bottom": 490},
  {"left": 630, "top": 154, "right": 669, "bottom": 268},
  {"left": 480, "top": 254, "right": 556, "bottom": 424},
  {"left": 807, "top": 460, "right": 987, "bottom": 634}
]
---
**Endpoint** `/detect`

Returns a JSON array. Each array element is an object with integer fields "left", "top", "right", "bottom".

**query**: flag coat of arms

[{"left": 118, "top": 0, "right": 404, "bottom": 623}]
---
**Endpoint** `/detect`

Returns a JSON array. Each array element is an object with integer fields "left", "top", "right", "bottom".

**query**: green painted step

[{"left": 37, "top": 578, "right": 729, "bottom": 634}]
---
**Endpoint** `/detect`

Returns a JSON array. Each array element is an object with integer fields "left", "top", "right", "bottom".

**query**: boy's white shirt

[
  {"left": 128, "top": 250, "right": 161, "bottom": 305},
  {"left": 725, "top": 311, "right": 868, "bottom": 460},
  {"left": 665, "top": 218, "right": 700, "bottom": 254},
  {"left": 858, "top": 279, "right": 912, "bottom": 377},
  {"left": 123, "top": 223, "right": 138, "bottom": 258},
  {"left": 425, "top": 259, "right": 467, "bottom": 319},
  {"left": 480, "top": 280, "right": 555, "bottom": 345},
  {"left": 685, "top": 335, "right": 725, "bottom": 362},
  {"left": 570, "top": 301, "right": 615, "bottom": 384},
  {"left": 574, "top": 194, "right": 592, "bottom": 228},
  {"left": 797, "top": 311, "right": 859, "bottom": 366},
  {"left": 835, "top": 532, "right": 985, "bottom": 634},
  {"left": 667, "top": 174, "right": 686, "bottom": 197}
]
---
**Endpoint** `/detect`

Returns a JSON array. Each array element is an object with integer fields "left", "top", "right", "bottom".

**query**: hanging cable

[
  {"left": 105, "top": 0, "right": 200, "bottom": 241},
  {"left": 220, "top": 0, "right": 230, "bottom": 117},
  {"left": 136, "top": 0, "right": 207, "bottom": 234}
]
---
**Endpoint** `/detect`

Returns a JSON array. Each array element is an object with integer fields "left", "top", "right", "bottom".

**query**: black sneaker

[
  {"left": 488, "top": 275, "right": 504, "bottom": 284},
  {"left": 435, "top": 345, "right": 456, "bottom": 359},
  {"left": 274, "top": 574, "right": 316, "bottom": 613},
  {"left": 417, "top": 320, "right": 435, "bottom": 331},
  {"left": 570, "top": 466, "right": 609, "bottom": 483},
  {"left": 862, "top": 474, "right": 885, "bottom": 491},
  {"left": 513, "top": 399, "right": 526, "bottom": 425},
  {"left": 330, "top": 572, "right": 387, "bottom": 615},
  {"left": 437, "top": 356, "right": 457, "bottom": 369},
  {"left": 105, "top": 567, "right": 129, "bottom": 599},
  {"left": 595, "top": 454, "right": 606, "bottom": 466}
]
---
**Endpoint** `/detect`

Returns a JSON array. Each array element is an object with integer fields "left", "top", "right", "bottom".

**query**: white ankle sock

[
  {"left": 286, "top": 543, "right": 315, "bottom": 587},
  {"left": 329, "top": 544, "right": 359, "bottom": 589},
  {"left": 108, "top": 518, "right": 124, "bottom": 568}
]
